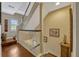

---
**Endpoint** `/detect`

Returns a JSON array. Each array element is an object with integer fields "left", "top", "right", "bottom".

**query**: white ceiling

[
  {"left": 2, "top": 2, "right": 71, "bottom": 16},
  {"left": 2, "top": 2, "right": 34, "bottom": 15}
]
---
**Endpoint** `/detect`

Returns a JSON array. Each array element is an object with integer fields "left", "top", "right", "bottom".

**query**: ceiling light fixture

[{"left": 56, "top": 2, "right": 60, "bottom": 6}]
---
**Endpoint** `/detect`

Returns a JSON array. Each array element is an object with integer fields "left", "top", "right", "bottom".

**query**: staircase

[{"left": 17, "top": 2, "right": 42, "bottom": 57}]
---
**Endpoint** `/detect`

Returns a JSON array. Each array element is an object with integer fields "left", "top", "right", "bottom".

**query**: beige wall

[{"left": 42, "top": 6, "right": 71, "bottom": 56}]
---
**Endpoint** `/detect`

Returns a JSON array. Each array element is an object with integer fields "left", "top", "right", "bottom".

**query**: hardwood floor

[
  {"left": 2, "top": 39, "right": 17, "bottom": 47},
  {"left": 2, "top": 43, "right": 35, "bottom": 57},
  {"left": 2, "top": 40, "right": 56, "bottom": 57}
]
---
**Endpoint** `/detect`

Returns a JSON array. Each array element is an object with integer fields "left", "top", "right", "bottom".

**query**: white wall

[
  {"left": 18, "top": 31, "right": 41, "bottom": 56},
  {"left": 23, "top": 5, "right": 40, "bottom": 30},
  {"left": 71, "top": 3, "right": 76, "bottom": 57}
]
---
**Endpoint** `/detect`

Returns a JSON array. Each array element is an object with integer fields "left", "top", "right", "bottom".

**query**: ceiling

[
  {"left": 2, "top": 2, "right": 71, "bottom": 16},
  {"left": 2, "top": 2, "right": 34, "bottom": 15}
]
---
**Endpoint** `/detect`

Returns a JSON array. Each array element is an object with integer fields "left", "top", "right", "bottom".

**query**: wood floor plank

[{"left": 2, "top": 43, "right": 35, "bottom": 57}]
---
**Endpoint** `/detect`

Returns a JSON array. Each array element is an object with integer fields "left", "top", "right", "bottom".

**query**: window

[{"left": 10, "top": 20, "right": 17, "bottom": 31}]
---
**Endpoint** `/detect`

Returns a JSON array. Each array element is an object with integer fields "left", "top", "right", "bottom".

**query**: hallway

[
  {"left": 1, "top": 2, "right": 73, "bottom": 57},
  {"left": 2, "top": 43, "right": 35, "bottom": 57}
]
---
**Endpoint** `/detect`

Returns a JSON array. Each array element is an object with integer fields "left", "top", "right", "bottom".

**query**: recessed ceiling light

[{"left": 56, "top": 2, "right": 60, "bottom": 6}]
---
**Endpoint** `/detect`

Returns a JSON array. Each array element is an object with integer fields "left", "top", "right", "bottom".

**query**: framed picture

[{"left": 49, "top": 28, "right": 60, "bottom": 37}]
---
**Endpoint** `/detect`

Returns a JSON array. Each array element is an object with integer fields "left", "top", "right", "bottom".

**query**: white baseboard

[
  {"left": 17, "top": 40, "right": 38, "bottom": 57},
  {"left": 37, "top": 52, "right": 49, "bottom": 57}
]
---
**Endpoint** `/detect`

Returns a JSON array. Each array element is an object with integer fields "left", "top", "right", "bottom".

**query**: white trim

[
  {"left": 17, "top": 40, "right": 38, "bottom": 57},
  {"left": 71, "top": 2, "right": 76, "bottom": 57}
]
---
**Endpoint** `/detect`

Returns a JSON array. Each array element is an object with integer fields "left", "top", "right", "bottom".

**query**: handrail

[
  {"left": 22, "top": 2, "right": 31, "bottom": 21},
  {"left": 19, "top": 29, "right": 41, "bottom": 32}
]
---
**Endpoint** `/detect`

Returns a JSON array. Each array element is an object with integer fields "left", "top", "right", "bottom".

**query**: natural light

[{"left": 10, "top": 19, "right": 17, "bottom": 31}]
